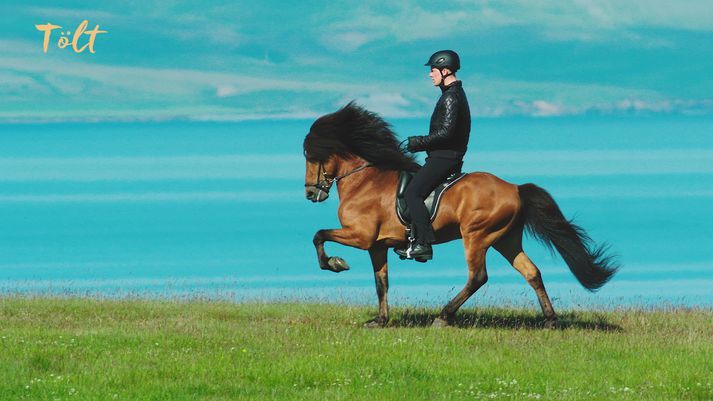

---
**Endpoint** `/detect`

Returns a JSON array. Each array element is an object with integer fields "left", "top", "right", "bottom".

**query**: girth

[{"left": 395, "top": 170, "right": 467, "bottom": 226}]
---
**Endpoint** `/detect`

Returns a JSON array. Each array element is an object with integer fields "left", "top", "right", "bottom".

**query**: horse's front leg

[
  {"left": 313, "top": 228, "right": 372, "bottom": 273},
  {"left": 364, "top": 246, "right": 389, "bottom": 328}
]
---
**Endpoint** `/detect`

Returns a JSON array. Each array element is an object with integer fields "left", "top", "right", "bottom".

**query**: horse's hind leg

[
  {"left": 514, "top": 252, "right": 557, "bottom": 328},
  {"left": 494, "top": 227, "right": 557, "bottom": 328},
  {"left": 433, "top": 238, "right": 488, "bottom": 328}
]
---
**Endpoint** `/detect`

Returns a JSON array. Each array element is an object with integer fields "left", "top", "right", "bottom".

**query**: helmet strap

[{"left": 438, "top": 68, "right": 453, "bottom": 88}]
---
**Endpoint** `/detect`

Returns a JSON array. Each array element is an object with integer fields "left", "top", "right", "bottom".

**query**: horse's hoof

[
  {"left": 363, "top": 318, "right": 387, "bottom": 328},
  {"left": 327, "top": 256, "right": 350, "bottom": 272},
  {"left": 432, "top": 317, "right": 450, "bottom": 328},
  {"left": 544, "top": 318, "right": 558, "bottom": 329}
]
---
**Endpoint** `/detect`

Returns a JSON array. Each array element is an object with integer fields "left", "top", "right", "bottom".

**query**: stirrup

[{"left": 396, "top": 227, "right": 417, "bottom": 260}]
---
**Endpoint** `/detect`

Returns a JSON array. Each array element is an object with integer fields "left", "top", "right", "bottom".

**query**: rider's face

[
  {"left": 429, "top": 68, "right": 442, "bottom": 86},
  {"left": 429, "top": 68, "right": 452, "bottom": 86}
]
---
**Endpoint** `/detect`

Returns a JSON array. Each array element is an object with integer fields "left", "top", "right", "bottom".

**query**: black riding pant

[{"left": 404, "top": 156, "right": 463, "bottom": 245}]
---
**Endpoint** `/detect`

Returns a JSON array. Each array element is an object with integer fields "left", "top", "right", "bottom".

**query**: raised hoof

[
  {"left": 324, "top": 256, "right": 350, "bottom": 273},
  {"left": 543, "top": 318, "right": 558, "bottom": 329},
  {"left": 363, "top": 318, "right": 387, "bottom": 328},
  {"left": 431, "top": 317, "right": 450, "bottom": 328}
]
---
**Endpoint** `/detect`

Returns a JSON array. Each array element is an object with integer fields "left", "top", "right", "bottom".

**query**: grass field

[{"left": 0, "top": 296, "right": 711, "bottom": 401}]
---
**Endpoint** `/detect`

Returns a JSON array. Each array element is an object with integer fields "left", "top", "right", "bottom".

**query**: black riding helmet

[{"left": 425, "top": 50, "right": 460, "bottom": 72}]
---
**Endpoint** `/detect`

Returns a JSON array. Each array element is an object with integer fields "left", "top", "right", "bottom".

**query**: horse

[{"left": 303, "top": 102, "right": 618, "bottom": 328}]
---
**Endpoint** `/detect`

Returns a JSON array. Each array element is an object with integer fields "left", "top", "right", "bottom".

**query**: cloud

[
  {"left": 572, "top": 0, "right": 713, "bottom": 31},
  {"left": 26, "top": 6, "right": 116, "bottom": 21},
  {"left": 216, "top": 85, "right": 238, "bottom": 97},
  {"left": 501, "top": 0, "right": 713, "bottom": 43},
  {"left": 337, "top": 92, "right": 419, "bottom": 118},
  {"left": 2, "top": 1, "right": 712, "bottom": 121},
  {"left": 321, "top": 5, "right": 480, "bottom": 49},
  {"left": 531, "top": 100, "right": 567, "bottom": 117},
  {"left": 25, "top": 4, "right": 243, "bottom": 50},
  {"left": 0, "top": 70, "right": 52, "bottom": 98},
  {"left": 0, "top": 55, "right": 378, "bottom": 95},
  {"left": 471, "top": 97, "right": 713, "bottom": 118},
  {"left": 322, "top": 31, "right": 378, "bottom": 52},
  {"left": 0, "top": 39, "right": 43, "bottom": 56},
  {"left": 320, "top": 0, "right": 713, "bottom": 50},
  {"left": 0, "top": 54, "right": 382, "bottom": 121},
  {"left": 2, "top": 50, "right": 710, "bottom": 121},
  {"left": 601, "top": 98, "right": 713, "bottom": 115}
]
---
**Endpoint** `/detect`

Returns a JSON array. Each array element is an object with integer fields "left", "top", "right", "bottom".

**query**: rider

[{"left": 395, "top": 50, "right": 471, "bottom": 261}]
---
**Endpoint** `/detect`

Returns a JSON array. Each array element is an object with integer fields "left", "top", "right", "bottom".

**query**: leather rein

[{"left": 305, "top": 162, "right": 373, "bottom": 197}]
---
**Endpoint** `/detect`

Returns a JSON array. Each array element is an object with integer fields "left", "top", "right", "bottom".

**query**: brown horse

[{"left": 304, "top": 103, "right": 618, "bottom": 328}]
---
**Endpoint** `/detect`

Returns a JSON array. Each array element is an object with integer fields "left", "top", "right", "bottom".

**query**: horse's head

[
  {"left": 303, "top": 102, "right": 418, "bottom": 203},
  {"left": 304, "top": 156, "right": 339, "bottom": 203}
]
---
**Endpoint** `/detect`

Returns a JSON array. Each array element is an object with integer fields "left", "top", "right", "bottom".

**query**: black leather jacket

[{"left": 408, "top": 80, "right": 471, "bottom": 159}]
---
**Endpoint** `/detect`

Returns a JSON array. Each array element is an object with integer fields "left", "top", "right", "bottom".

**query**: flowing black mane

[{"left": 303, "top": 102, "right": 419, "bottom": 172}]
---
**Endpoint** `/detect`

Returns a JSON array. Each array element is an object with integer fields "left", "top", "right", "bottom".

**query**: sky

[{"left": 1, "top": 0, "right": 713, "bottom": 122}]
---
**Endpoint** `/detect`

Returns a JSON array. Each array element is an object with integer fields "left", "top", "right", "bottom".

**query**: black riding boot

[
  {"left": 394, "top": 243, "right": 433, "bottom": 262},
  {"left": 394, "top": 226, "right": 433, "bottom": 262}
]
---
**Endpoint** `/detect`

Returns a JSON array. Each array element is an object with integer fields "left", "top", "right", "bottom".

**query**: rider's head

[{"left": 425, "top": 50, "right": 460, "bottom": 87}]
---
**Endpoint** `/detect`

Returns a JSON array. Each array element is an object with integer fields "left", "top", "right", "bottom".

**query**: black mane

[{"left": 303, "top": 101, "right": 419, "bottom": 172}]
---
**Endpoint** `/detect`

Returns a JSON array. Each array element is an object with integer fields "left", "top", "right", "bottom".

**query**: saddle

[{"left": 395, "top": 169, "right": 467, "bottom": 226}]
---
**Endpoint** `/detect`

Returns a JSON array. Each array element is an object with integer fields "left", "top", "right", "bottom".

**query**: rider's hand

[{"left": 407, "top": 136, "right": 422, "bottom": 152}]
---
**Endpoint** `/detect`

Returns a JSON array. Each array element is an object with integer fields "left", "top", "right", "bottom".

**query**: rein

[{"left": 305, "top": 162, "right": 374, "bottom": 197}]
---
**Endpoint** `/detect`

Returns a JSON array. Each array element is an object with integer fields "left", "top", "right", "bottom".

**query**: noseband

[{"left": 305, "top": 162, "right": 373, "bottom": 198}]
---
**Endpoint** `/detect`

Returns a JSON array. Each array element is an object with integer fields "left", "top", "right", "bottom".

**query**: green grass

[{"left": 1, "top": 296, "right": 711, "bottom": 401}]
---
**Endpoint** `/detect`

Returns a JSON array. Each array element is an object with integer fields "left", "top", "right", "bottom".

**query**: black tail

[{"left": 518, "top": 183, "right": 619, "bottom": 291}]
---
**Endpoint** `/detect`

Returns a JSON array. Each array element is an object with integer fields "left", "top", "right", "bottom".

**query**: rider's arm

[{"left": 408, "top": 93, "right": 458, "bottom": 152}]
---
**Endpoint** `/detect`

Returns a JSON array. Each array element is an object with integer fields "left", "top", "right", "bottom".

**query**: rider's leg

[{"left": 399, "top": 156, "right": 462, "bottom": 258}]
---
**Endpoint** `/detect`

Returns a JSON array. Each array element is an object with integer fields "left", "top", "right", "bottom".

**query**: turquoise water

[{"left": 0, "top": 117, "right": 711, "bottom": 309}]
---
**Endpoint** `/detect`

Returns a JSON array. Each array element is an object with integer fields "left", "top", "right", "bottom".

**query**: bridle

[{"left": 305, "top": 161, "right": 373, "bottom": 199}]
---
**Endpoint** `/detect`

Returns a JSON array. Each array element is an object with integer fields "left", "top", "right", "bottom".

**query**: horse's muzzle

[{"left": 305, "top": 187, "right": 329, "bottom": 203}]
